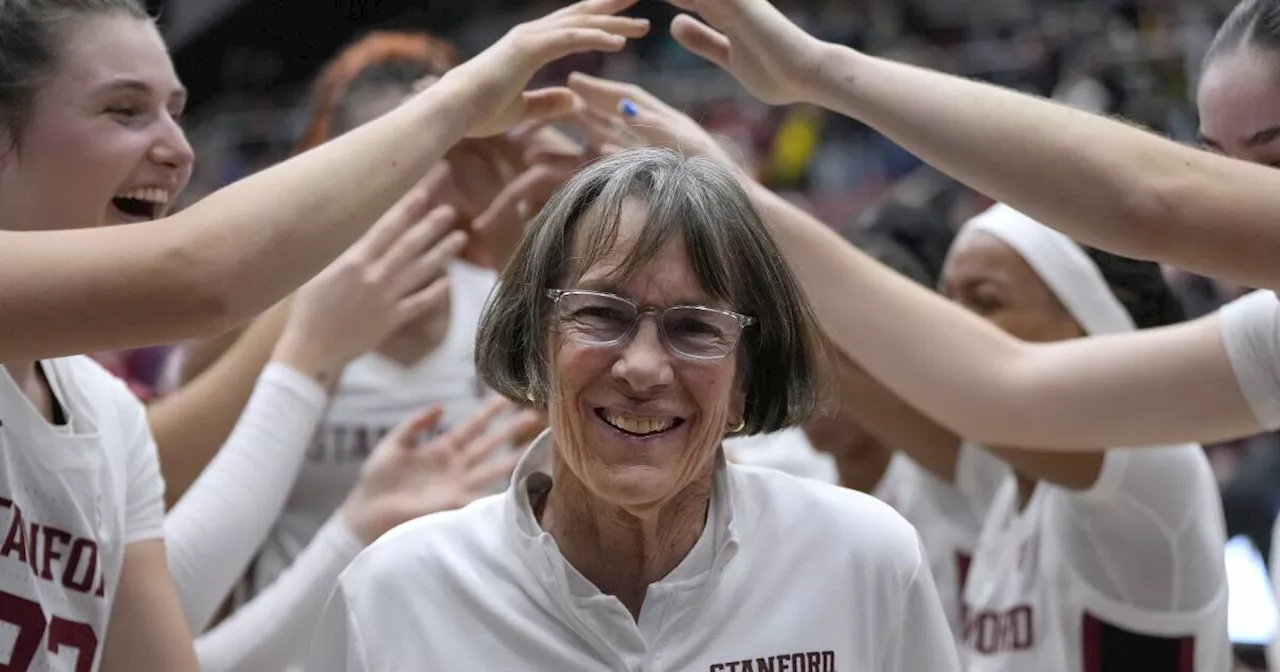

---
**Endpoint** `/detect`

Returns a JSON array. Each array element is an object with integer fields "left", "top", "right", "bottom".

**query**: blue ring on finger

[{"left": 620, "top": 98, "right": 639, "bottom": 118}]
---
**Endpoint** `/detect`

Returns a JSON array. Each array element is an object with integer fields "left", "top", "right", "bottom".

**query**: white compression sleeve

[
  {"left": 165, "top": 362, "right": 328, "bottom": 633},
  {"left": 195, "top": 516, "right": 364, "bottom": 672}
]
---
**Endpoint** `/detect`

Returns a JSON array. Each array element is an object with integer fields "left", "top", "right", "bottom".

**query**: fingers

[
  {"left": 463, "top": 452, "right": 523, "bottom": 493},
  {"left": 435, "top": 396, "right": 514, "bottom": 453},
  {"left": 395, "top": 228, "right": 468, "bottom": 297},
  {"left": 513, "top": 124, "right": 584, "bottom": 161},
  {"left": 523, "top": 145, "right": 587, "bottom": 168},
  {"left": 518, "top": 88, "right": 579, "bottom": 129},
  {"left": 397, "top": 276, "right": 452, "bottom": 324},
  {"left": 567, "top": 72, "right": 654, "bottom": 112},
  {"left": 670, "top": 14, "right": 733, "bottom": 69},
  {"left": 389, "top": 405, "right": 446, "bottom": 446},
  {"left": 375, "top": 205, "right": 458, "bottom": 278},
  {"left": 574, "top": 106, "right": 645, "bottom": 153},
  {"left": 552, "top": 0, "right": 642, "bottom": 18},
  {"left": 351, "top": 169, "right": 450, "bottom": 261},
  {"left": 508, "top": 117, "right": 559, "bottom": 146},
  {"left": 549, "top": 14, "right": 652, "bottom": 40},
  {"left": 460, "top": 409, "right": 543, "bottom": 470},
  {"left": 521, "top": 150, "right": 586, "bottom": 175},
  {"left": 473, "top": 164, "right": 571, "bottom": 235},
  {"left": 527, "top": 22, "right": 637, "bottom": 64}
]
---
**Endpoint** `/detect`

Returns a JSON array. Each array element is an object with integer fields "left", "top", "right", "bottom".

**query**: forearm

[
  {"left": 165, "top": 363, "right": 328, "bottom": 633},
  {"left": 834, "top": 363, "right": 962, "bottom": 482},
  {"left": 100, "top": 541, "right": 201, "bottom": 672},
  {"left": 195, "top": 517, "right": 363, "bottom": 671},
  {"left": 154, "top": 302, "right": 292, "bottom": 507},
  {"left": 179, "top": 88, "right": 470, "bottom": 324},
  {"left": 748, "top": 182, "right": 1029, "bottom": 434},
  {"left": 750, "top": 181, "right": 1257, "bottom": 448},
  {"left": 808, "top": 46, "right": 1280, "bottom": 290},
  {"left": 175, "top": 326, "right": 252, "bottom": 386},
  {"left": 0, "top": 86, "right": 469, "bottom": 363}
]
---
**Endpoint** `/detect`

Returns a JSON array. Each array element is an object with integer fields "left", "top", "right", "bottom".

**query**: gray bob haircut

[{"left": 475, "top": 147, "right": 820, "bottom": 435}]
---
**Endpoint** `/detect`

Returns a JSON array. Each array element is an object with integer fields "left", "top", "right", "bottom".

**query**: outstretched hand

[
  {"left": 566, "top": 72, "right": 743, "bottom": 170},
  {"left": 664, "top": 0, "right": 829, "bottom": 106},
  {"left": 471, "top": 148, "right": 587, "bottom": 269},
  {"left": 438, "top": 0, "right": 652, "bottom": 139},
  {"left": 274, "top": 169, "right": 465, "bottom": 386},
  {"left": 340, "top": 397, "right": 544, "bottom": 544}
]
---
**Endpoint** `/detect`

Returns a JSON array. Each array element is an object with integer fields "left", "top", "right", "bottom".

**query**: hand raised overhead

[
  {"left": 437, "top": 0, "right": 652, "bottom": 139},
  {"left": 664, "top": 0, "right": 829, "bottom": 106}
]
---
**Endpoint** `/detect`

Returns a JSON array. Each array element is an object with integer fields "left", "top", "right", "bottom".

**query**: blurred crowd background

[{"left": 134, "top": 0, "right": 1278, "bottom": 660}]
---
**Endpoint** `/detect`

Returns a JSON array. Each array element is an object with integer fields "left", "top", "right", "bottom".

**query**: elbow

[
  {"left": 947, "top": 345, "right": 1045, "bottom": 446},
  {"left": 158, "top": 235, "right": 237, "bottom": 339},
  {"left": 1117, "top": 157, "right": 1187, "bottom": 263}
]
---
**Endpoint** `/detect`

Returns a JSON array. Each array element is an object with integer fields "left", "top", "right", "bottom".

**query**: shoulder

[
  {"left": 339, "top": 493, "right": 509, "bottom": 595},
  {"left": 54, "top": 355, "right": 134, "bottom": 397},
  {"left": 1219, "top": 289, "right": 1279, "bottom": 327},
  {"left": 52, "top": 356, "right": 148, "bottom": 432},
  {"left": 1217, "top": 291, "right": 1280, "bottom": 428},
  {"left": 729, "top": 464, "right": 923, "bottom": 572},
  {"left": 1083, "top": 442, "right": 1218, "bottom": 504}
]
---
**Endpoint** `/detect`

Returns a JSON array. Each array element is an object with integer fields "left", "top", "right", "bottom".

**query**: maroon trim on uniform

[
  {"left": 1083, "top": 612, "right": 1102, "bottom": 672},
  {"left": 1179, "top": 637, "right": 1195, "bottom": 672},
  {"left": 956, "top": 552, "right": 973, "bottom": 592},
  {"left": 1081, "top": 613, "right": 1195, "bottom": 672}
]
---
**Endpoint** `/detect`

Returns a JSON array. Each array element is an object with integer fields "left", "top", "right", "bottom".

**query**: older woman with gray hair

[{"left": 303, "top": 147, "right": 960, "bottom": 672}]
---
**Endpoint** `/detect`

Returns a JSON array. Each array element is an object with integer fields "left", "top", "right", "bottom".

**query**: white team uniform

[
  {"left": 960, "top": 446, "right": 1230, "bottom": 672},
  {"left": 303, "top": 431, "right": 961, "bottom": 671},
  {"left": 874, "top": 444, "right": 1005, "bottom": 639},
  {"left": 941, "top": 204, "right": 1232, "bottom": 671},
  {"left": 0, "top": 357, "right": 165, "bottom": 672},
  {"left": 249, "top": 261, "right": 496, "bottom": 594},
  {"left": 1218, "top": 290, "right": 1280, "bottom": 669}
]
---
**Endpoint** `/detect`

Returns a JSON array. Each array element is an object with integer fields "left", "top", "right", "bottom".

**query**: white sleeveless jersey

[
  {"left": 250, "top": 262, "right": 497, "bottom": 594},
  {"left": 961, "top": 445, "right": 1230, "bottom": 672},
  {"left": 873, "top": 447, "right": 1003, "bottom": 640},
  {"left": 0, "top": 357, "right": 165, "bottom": 672}
]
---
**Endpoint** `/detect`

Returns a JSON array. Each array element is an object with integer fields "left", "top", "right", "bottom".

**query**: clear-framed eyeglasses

[{"left": 546, "top": 289, "right": 756, "bottom": 360}]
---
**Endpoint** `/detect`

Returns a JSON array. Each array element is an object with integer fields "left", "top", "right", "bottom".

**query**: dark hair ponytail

[
  {"left": 0, "top": 0, "right": 148, "bottom": 147},
  {"left": 1083, "top": 248, "right": 1186, "bottom": 329}
]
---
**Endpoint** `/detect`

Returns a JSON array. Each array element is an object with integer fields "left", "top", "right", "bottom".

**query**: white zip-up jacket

[{"left": 304, "top": 430, "right": 960, "bottom": 672}]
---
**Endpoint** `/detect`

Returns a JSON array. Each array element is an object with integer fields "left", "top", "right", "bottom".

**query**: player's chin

[{"left": 588, "top": 463, "right": 683, "bottom": 510}]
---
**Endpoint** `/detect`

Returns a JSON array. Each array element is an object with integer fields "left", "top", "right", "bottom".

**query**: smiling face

[
  {"left": 0, "top": 12, "right": 192, "bottom": 231},
  {"left": 1198, "top": 45, "right": 1280, "bottom": 166},
  {"left": 548, "top": 198, "right": 747, "bottom": 513},
  {"left": 941, "top": 231, "right": 1083, "bottom": 343}
]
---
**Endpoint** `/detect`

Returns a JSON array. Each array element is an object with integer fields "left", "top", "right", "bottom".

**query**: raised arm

[
  {"left": 0, "top": 0, "right": 649, "bottom": 363},
  {"left": 560, "top": 73, "right": 1265, "bottom": 450},
  {"left": 152, "top": 303, "right": 290, "bottom": 507},
  {"left": 663, "top": 0, "right": 1280, "bottom": 292},
  {"left": 156, "top": 176, "right": 463, "bottom": 506},
  {"left": 100, "top": 541, "right": 200, "bottom": 672},
  {"left": 749, "top": 182, "right": 1262, "bottom": 448}
]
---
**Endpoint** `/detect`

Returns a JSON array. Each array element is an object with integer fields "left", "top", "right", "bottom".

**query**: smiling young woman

[
  {"left": 0, "top": 1, "right": 648, "bottom": 669},
  {"left": 0, "top": 0, "right": 648, "bottom": 364}
]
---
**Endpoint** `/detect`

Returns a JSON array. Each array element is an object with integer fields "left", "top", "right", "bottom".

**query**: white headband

[{"left": 955, "top": 204, "right": 1135, "bottom": 336}]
